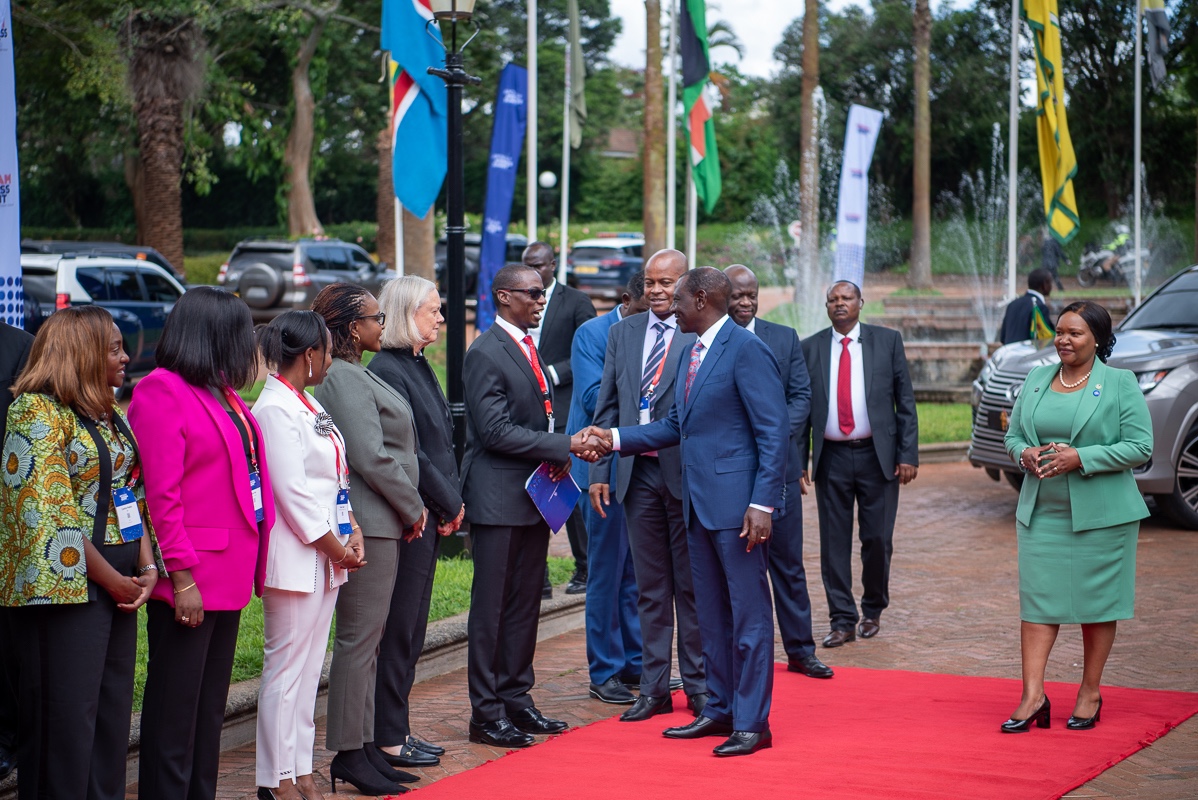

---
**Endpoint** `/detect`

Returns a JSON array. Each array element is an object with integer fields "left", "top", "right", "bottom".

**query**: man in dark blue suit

[
  {"left": 725, "top": 265, "right": 833, "bottom": 680},
  {"left": 586, "top": 267, "right": 789, "bottom": 757},
  {"left": 566, "top": 273, "right": 649, "bottom": 705}
]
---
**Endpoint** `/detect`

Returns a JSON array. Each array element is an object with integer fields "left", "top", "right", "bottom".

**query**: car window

[
  {"left": 106, "top": 268, "right": 146, "bottom": 302},
  {"left": 305, "top": 246, "right": 332, "bottom": 272},
  {"left": 76, "top": 267, "right": 106, "bottom": 300},
  {"left": 229, "top": 249, "right": 293, "bottom": 271},
  {"left": 1122, "top": 289, "right": 1198, "bottom": 331},
  {"left": 628, "top": 245, "right": 643, "bottom": 257},
  {"left": 506, "top": 243, "right": 527, "bottom": 262},
  {"left": 141, "top": 270, "right": 182, "bottom": 303},
  {"left": 1156, "top": 271, "right": 1198, "bottom": 293},
  {"left": 349, "top": 249, "right": 375, "bottom": 270},
  {"left": 571, "top": 247, "right": 620, "bottom": 261},
  {"left": 324, "top": 247, "right": 352, "bottom": 270}
]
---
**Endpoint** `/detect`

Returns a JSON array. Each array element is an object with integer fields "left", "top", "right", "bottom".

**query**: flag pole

[
  {"left": 686, "top": 165, "right": 697, "bottom": 268},
  {"left": 558, "top": 30, "right": 572, "bottom": 284},
  {"left": 387, "top": 55, "right": 405, "bottom": 276},
  {"left": 666, "top": 0, "right": 678, "bottom": 251},
  {"left": 527, "top": 0, "right": 538, "bottom": 241},
  {"left": 1133, "top": 0, "right": 1143, "bottom": 308},
  {"left": 1006, "top": 0, "right": 1020, "bottom": 303}
]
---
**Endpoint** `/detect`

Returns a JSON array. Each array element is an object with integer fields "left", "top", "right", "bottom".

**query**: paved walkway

[{"left": 142, "top": 461, "right": 1197, "bottom": 799}]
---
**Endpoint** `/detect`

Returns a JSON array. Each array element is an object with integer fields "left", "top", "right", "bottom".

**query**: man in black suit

[
  {"left": 460, "top": 264, "right": 606, "bottom": 748},
  {"left": 725, "top": 265, "right": 833, "bottom": 680},
  {"left": 590, "top": 249, "right": 706, "bottom": 722},
  {"left": 0, "top": 320, "right": 34, "bottom": 780},
  {"left": 1000, "top": 268, "right": 1055, "bottom": 345},
  {"left": 799, "top": 281, "right": 919, "bottom": 648},
  {"left": 523, "top": 242, "right": 597, "bottom": 595}
]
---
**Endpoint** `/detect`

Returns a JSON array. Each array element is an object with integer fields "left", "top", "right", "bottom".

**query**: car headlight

[
  {"left": 978, "top": 359, "right": 997, "bottom": 387},
  {"left": 1136, "top": 369, "right": 1170, "bottom": 393}
]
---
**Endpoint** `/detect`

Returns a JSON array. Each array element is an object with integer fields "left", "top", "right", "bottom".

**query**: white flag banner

[
  {"left": 0, "top": 0, "right": 22, "bottom": 328},
  {"left": 834, "top": 104, "right": 883, "bottom": 290}
]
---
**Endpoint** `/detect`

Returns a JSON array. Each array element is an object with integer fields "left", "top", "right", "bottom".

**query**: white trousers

[{"left": 255, "top": 574, "right": 339, "bottom": 787}]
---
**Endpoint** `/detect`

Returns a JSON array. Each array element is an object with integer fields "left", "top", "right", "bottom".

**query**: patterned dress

[{"left": 1, "top": 393, "right": 157, "bottom": 606}]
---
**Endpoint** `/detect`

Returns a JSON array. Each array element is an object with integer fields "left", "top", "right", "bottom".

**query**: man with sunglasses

[{"left": 460, "top": 264, "right": 608, "bottom": 748}]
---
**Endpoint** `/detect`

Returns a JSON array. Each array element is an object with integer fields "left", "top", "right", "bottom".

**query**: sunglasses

[
  {"left": 356, "top": 312, "right": 386, "bottom": 326},
  {"left": 504, "top": 288, "right": 546, "bottom": 300}
]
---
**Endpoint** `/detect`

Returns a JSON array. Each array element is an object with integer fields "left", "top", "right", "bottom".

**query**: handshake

[{"left": 569, "top": 426, "right": 614, "bottom": 463}]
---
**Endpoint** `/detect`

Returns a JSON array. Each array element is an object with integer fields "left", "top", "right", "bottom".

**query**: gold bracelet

[
  {"left": 350, "top": 524, "right": 361, "bottom": 532},
  {"left": 333, "top": 545, "right": 349, "bottom": 565},
  {"left": 173, "top": 581, "right": 197, "bottom": 595}
]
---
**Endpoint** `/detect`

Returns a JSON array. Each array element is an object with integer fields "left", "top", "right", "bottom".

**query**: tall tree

[
  {"left": 909, "top": 0, "right": 932, "bottom": 289},
  {"left": 642, "top": 0, "right": 666, "bottom": 255},
  {"left": 797, "top": 0, "right": 819, "bottom": 284}
]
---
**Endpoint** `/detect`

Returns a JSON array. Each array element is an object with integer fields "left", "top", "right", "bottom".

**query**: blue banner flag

[
  {"left": 381, "top": 0, "right": 447, "bottom": 218},
  {"left": 475, "top": 64, "right": 528, "bottom": 331}
]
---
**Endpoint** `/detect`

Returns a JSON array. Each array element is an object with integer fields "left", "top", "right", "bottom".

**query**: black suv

[
  {"left": 21, "top": 239, "right": 184, "bottom": 281},
  {"left": 219, "top": 238, "right": 394, "bottom": 320},
  {"left": 434, "top": 233, "right": 529, "bottom": 297}
]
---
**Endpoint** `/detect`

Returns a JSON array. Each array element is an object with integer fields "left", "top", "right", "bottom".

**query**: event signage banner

[
  {"left": 475, "top": 63, "right": 528, "bottom": 332},
  {"left": 0, "top": 0, "right": 22, "bottom": 328},
  {"left": 833, "top": 104, "right": 883, "bottom": 290}
]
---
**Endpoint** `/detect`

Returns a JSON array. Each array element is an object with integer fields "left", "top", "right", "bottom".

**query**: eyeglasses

[
  {"left": 356, "top": 312, "right": 386, "bottom": 326},
  {"left": 504, "top": 288, "right": 546, "bottom": 300}
]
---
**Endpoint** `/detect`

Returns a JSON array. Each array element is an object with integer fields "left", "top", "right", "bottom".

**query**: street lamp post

[
  {"left": 427, "top": 0, "right": 481, "bottom": 464},
  {"left": 538, "top": 171, "right": 557, "bottom": 244}
]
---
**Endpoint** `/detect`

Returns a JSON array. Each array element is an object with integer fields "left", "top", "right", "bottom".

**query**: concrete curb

[{"left": 918, "top": 441, "right": 970, "bottom": 464}]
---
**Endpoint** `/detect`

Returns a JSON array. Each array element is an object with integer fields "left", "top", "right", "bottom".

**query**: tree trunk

[
  {"left": 403, "top": 207, "right": 435, "bottom": 280},
  {"left": 136, "top": 95, "right": 187, "bottom": 274},
  {"left": 124, "top": 150, "right": 146, "bottom": 248},
  {"left": 376, "top": 127, "right": 396, "bottom": 266},
  {"left": 909, "top": 0, "right": 933, "bottom": 290},
  {"left": 642, "top": 0, "right": 667, "bottom": 256},
  {"left": 798, "top": 0, "right": 820, "bottom": 288},
  {"left": 285, "top": 16, "right": 327, "bottom": 237}
]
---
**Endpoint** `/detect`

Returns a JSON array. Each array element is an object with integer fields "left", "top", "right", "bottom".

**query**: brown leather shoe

[
  {"left": 821, "top": 629, "right": 856, "bottom": 648},
  {"left": 858, "top": 618, "right": 880, "bottom": 638}
]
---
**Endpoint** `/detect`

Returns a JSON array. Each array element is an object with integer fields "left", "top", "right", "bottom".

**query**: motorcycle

[{"left": 1077, "top": 243, "right": 1150, "bottom": 287}]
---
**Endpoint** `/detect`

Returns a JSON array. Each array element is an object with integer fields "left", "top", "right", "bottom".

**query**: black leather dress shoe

[
  {"left": 620, "top": 693, "right": 673, "bottom": 722},
  {"left": 788, "top": 654, "right": 834, "bottom": 679},
  {"left": 565, "top": 571, "right": 587, "bottom": 594},
  {"left": 377, "top": 742, "right": 439, "bottom": 768},
  {"left": 619, "top": 672, "right": 641, "bottom": 689},
  {"left": 822, "top": 629, "right": 856, "bottom": 648},
  {"left": 662, "top": 715, "right": 734, "bottom": 739},
  {"left": 590, "top": 675, "right": 637, "bottom": 704},
  {"left": 468, "top": 717, "right": 535, "bottom": 748},
  {"left": 407, "top": 735, "right": 444, "bottom": 756},
  {"left": 687, "top": 692, "right": 709, "bottom": 716},
  {"left": 511, "top": 706, "right": 568, "bottom": 735},
  {"left": 858, "top": 618, "right": 880, "bottom": 638},
  {"left": 0, "top": 743, "right": 14, "bottom": 782},
  {"left": 713, "top": 729, "right": 772, "bottom": 756}
]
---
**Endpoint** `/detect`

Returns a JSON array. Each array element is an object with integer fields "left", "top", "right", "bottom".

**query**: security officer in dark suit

[
  {"left": 1000, "top": 269, "right": 1055, "bottom": 345},
  {"left": 725, "top": 266, "right": 833, "bottom": 680},
  {"left": 460, "top": 264, "right": 605, "bottom": 749}
]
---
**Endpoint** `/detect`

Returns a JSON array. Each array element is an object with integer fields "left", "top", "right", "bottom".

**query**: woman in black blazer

[{"left": 367, "top": 275, "right": 464, "bottom": 767}]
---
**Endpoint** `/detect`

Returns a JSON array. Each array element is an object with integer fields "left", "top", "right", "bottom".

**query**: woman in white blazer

[{"left": 252, "top": 311, "right": 365, "bottom": 800}]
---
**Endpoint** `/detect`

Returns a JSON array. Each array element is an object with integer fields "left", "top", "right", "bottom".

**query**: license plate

[
  {"left": 574, "top": 265, "right": 599, "bottom": 274},
  {"left": 989, "top": 409, "right": 1010, "bottom": 431}
]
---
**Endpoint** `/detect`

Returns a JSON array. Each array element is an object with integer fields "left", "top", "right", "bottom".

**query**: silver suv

[{"left": 969, "top": 264, "right": 1198, "bottom": 529}]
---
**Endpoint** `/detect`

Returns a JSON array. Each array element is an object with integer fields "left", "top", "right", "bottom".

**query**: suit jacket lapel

[
  {"left": 496, "top": 327, "right": 550, "bottom": 407},
  {"left": 1070, "top": 359, "right": 1108, "bottom": 441},
  {"left": 1019, "top": 365, "right": 1056, "bottom": 444},
  {"left": 622, "top": 312, "right": 650, "bottom": 393},
  {"left": 188, "top": 381, "right": 257, "bottom": 529},
  {"left": 809, "top": 328, "right": 831, "bottom": 411},
  {"left": 541, "top": 284, "right": 564, "bottom": 340},
  {"left": 859, "top": 324, "right": 874, "bottom": 401}
]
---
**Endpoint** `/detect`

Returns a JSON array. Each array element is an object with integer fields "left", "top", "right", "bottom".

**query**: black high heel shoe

[
  {"left": 1067, "top": 696, "right": 1102, "bottom": 730},
  {"left": 257, "top": 789, "right": 279, "bottom": 800},
  {"left": 1000, "top": 696, "right": 1051, "bottom": 733},
  {"left": 329, "top": 750, "right": 405, "bottom": 796}
]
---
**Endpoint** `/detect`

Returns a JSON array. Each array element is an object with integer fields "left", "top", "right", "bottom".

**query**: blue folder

[{"left": 525, "top": 462, "right": 582, "bottom": 532}]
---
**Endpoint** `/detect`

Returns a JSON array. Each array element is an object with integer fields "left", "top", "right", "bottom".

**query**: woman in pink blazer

[{"left": 128, "top": 287, "right": 276, "bottom": 800}]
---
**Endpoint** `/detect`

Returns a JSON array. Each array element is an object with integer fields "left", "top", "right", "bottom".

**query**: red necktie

[
  {"left": 522, "top": 335, "right": 553, "bottom": 418},
  {"left": 838, "top": 337, "right": 855, "bottom": 435}
]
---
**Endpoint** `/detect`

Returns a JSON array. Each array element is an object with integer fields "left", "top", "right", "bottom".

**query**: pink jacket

[{"left": 128, "top": 368, "right": 276, "bottom": 611}]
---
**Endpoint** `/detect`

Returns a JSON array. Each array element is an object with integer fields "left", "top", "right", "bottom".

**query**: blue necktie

[{"left": 641, "top": 322, "right": 669, "bottom": 399}]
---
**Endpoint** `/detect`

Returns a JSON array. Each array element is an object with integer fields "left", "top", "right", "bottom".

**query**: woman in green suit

[{"left": 1002, "top": 301, "right": 1152, "bottom": 733}]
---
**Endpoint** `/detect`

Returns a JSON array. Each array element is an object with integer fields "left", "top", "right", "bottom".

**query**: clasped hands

[
  {"left": 1020, "top": 442, "right": 1081, "bottom": 479},
  {"left": 569, "top": 426, "right": 614, "bottom": 463}
]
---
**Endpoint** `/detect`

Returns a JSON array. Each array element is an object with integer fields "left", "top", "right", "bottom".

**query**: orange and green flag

[{"left": 680, "top": 0, "right": 720, "bottom": 214}]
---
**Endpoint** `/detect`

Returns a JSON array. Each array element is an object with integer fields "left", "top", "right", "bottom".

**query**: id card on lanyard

[
  {"left": 110, "top": 424, "right": 144, "bottom": 542},
  {"left": 640, "top": 353, "right": 669, "bottom": 425},
  {"left": 223, "top": 387, "right": 265, "bottom": 522},
  {"left": 273, "top": 374, "right": 352, "bottom": 534}
]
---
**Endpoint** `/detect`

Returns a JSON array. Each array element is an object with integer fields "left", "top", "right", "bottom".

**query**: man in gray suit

[
  {"left": 799, "top": 281, "right": 919, "bottom": 648},
  {"left": 590, "top": 249, "right": 706, "bottom": 722},
  {"left": 461, "top": 264, "right": 606, "bottom": 749}
]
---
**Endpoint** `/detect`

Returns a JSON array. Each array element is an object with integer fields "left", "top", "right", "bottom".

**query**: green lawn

[
  {"left": 916, "top": 402, "right": 973, "bottom": 444},
  {"left": 132, "top": 554, "right": 576, "bottom": 711}
]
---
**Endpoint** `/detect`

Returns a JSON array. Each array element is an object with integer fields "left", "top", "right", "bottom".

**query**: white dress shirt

[
  {"left": 493, "top": 314, "right": 533, "bottom": 358},
  {"left": 744, "top": 317, "right": 757, "bottom": 335},
  {"left": 824, "top": 322, "right": 873, "bottom": 441},
  {"left": 641, "top": 311, "right": 678, "bottom": 383}
]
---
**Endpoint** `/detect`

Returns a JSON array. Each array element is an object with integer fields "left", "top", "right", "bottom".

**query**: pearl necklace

[{"left": 1058, "top": 364, "right": 1091, "bottom": 389}]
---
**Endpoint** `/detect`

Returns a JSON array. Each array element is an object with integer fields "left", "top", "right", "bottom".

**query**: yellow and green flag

[{"left": 1022, "top": 0, "right": 1079, "bottom": 245}]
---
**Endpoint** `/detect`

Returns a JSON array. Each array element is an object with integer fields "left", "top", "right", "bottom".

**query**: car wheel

[
  {"left": 1003, "top": 470, "right": 1024, "bottom": 491},
  {"left": 984, "top": 467, "right": 1001, "bottom": 482},
  {"left": 1157, "top": 427, "right": 1198, "bottom": 530},
  {"left": 237, "top": 263, "right": 284, "bottom": 309}
]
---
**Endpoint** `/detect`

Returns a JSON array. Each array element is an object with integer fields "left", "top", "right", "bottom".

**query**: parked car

[
  {"left": 969, "top": 264, "right": 1198, "bottom": 529},
  {"left": 434, "top": 233, "right": 528, "bottom": 297},
  {"left": 566, "top": 233, "right": 644, "bottom": 299},
  {"left": 21, "top": 239, "right": 184, "bottom": 281},
  {"left": 20, "top": 253, "right": 187, "bottom": 396},
  {"left": 218, "top": 238, "right": 393, "bottom": 320}
]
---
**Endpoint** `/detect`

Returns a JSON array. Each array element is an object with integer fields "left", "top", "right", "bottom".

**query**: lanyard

[
  {"left": 109, "top": 419, "right": 142, "bottom": 489},
  {"left": 221, "top": 386, "right": 260, "bottom": 473},
  {"left": 511, "top": 332, "right": 553, "bottom": 419},
  {"left": 273, "top": 374, "right": 349, "bottom": 488}
]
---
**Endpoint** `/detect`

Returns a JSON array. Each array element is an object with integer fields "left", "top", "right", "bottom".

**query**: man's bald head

[
  {"left": 643, "top": 248, "right": 689, "bottom": 319},
  {"left": 725, "top": 264, "right": 759, "bottom": 327},
  {"left": 521, "top": 241, "right": 557, "bottom": 287}
]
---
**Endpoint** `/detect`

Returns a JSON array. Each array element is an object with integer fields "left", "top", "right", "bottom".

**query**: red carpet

[{"left": 411, "top": 666, "right": 1198, "bottom": 800}]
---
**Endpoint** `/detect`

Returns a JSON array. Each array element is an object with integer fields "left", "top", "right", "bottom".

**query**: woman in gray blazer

[{"left": 312, "top": 284, "right": 425, "bottom": 797}]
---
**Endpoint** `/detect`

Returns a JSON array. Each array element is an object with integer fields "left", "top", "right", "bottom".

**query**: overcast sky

[{"left": 605, "top": 0, "right": 958, "bottom": 79}]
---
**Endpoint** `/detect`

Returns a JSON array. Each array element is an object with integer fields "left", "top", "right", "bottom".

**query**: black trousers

[
  {"left": 467, "top": 522, "right": 550, "bottom": 722},
  {"left": 374, "top": 523, "right": 441, "bottom": 746},
  {"left": 563, "top": 505, "right": 588, "bottom": 578},
  {"left": 0, "top": 608, "right": 18, "bottom": 752},
  {"left": 137, "top": 603, "right": 241, "bottom": 800},
  {"left": 814, "top": 440, "right": 900, "bottom": 631},
  {"left": 768, "top": 479, "right": 817, "bottom": 659},
  {"left": 14, "top": 541, "right": 139, "bottom": 800}
]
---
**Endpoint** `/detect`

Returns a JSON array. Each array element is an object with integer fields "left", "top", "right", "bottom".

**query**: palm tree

[
  {"left": 910, "top": 0, "right": 933, "bottom": 289},
  {"left": 123, "top": 11, "right": 206, "bottom": 276}
]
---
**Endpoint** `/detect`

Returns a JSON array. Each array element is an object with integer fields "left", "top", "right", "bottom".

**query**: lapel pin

[
  {"left": 1093, "top": 390, "right": 1101, "bottom": 396},
  {"left": 1095, "top": 384, "right": 1102, "bottom": 390}
]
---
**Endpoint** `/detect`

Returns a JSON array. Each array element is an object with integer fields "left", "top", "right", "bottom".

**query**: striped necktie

[{"left": 641, "top": 321, "right": 669, "bottom": 399}]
